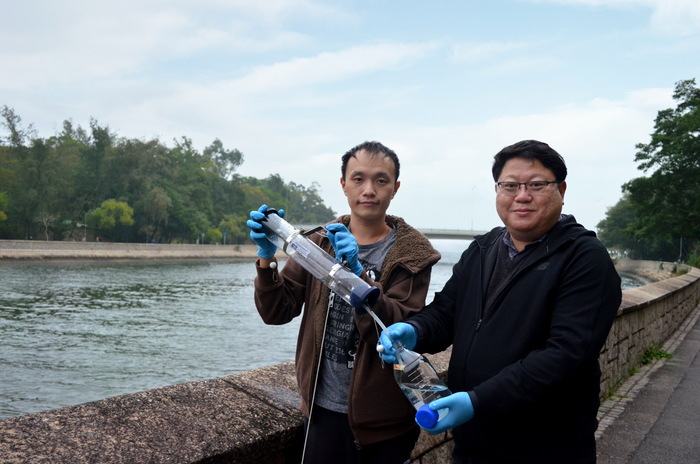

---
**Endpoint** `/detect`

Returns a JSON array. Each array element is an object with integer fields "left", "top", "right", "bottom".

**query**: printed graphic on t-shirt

[{"left": 322, "top": 259, "right": 382, "bottom": 370}]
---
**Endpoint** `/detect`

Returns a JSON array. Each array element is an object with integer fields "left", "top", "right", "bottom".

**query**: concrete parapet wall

[
  {"left": 600, "top": 259, "right": 700, "bottom": 399},
  {"left": 1, "top": 259, "right": 699, "bottom": 463},
  {"left": 0, "top": 349, "right": 452, "bottom": 464},
  {"left": 614, "top": 257, "right": 685, "bottom": 283}
]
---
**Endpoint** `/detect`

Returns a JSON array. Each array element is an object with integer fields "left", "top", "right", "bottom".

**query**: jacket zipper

[{"left": 474, "top": 235, "right": 564, "bottom": 333}]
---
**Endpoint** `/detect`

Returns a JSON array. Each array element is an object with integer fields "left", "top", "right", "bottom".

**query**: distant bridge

[
  {"left": 291, "top": 224, "right": 488, "bottom": 240},
  {"left": 416, "top": 228, "right": 489, "bottom": 240}
]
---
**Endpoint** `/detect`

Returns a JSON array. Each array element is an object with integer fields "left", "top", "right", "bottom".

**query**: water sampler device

[{"left": 258, "top": 208, "right": 451, "bottom": 428}]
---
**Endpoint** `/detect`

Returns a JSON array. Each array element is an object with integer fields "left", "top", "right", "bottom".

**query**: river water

[{"left": 0, "top": 240, "right": 645, "bottom": 419}]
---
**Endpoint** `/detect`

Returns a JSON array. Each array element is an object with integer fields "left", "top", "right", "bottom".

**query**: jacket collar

[
  {"left": 332, "top": 214, "right": 441, "bottom": 281},
  {"left": 475, "top": 214, "right": 593, "bottom": 259}
]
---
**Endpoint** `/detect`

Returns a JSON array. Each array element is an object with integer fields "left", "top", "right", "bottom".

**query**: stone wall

[
  {"left": 1, "top": 259, "right": 699, "bottom": 464},
  {"left": 599, "top": 259, "right": 700, "bottom": 398},
  {"left": 0, "top": 239, "right": 264, "bottom": 260}
]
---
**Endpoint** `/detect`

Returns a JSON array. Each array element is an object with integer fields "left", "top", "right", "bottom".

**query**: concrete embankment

[
  {"left": 0, "top": 240, "right": 272, "bottom": 261},
  {"left": 1, "top": 259, "right": 699, "bottom": 464}
]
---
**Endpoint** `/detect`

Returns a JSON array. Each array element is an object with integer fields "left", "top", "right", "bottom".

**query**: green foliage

[
  {"left": 206, "top": 228, "right": 223, "bottom": 244},
  {"left": 689, "top": 245, "right": 700, "bottom": 268},
  {"left": 596, "top": 194, "right": 683, "bottom": 260},
  {"left": 219, "top": 214, "right": 248, "bottom": 244},
  {"left": 597, "top": 194, "right": 638, "bottom": 255},
  {"left": 600, "top": 79, "right": 700, "bottom": 261},
  {"left": 624, "top": 79, "right": 700, "bottom": 243},
  {"left": 203, "top": 138, "right": 243, "bottom": 180},
  {"left": 642, "top": 345, "right": 673, "bottom": 365},
  {"left": 0, "top": 192, "right": 7, "bottom": 222},
  {"left": 86, "top": 199, "right": 134, "bottom": 241},
  {"left": 0, "top": 110, "right": 336, "bottom": 242}
]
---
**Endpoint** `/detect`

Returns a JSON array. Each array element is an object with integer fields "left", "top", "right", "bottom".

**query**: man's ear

[
  {"left": 558, "top": 181, "right": 567, "bottom": 204},
  {"left": 392, "top": 181, "right": 401, "bottom": 199},
  {"left": 340, "top": 177, "right": 347, "bottom": 196}
]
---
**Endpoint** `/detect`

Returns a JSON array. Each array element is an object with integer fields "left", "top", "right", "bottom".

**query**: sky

[{"left": 1, "top": 0, "right": 699, "bottom": 232}]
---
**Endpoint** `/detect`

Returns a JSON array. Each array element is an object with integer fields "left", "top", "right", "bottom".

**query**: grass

[{"left": 642, "top": 345, "right": 673, "bottom": 364}]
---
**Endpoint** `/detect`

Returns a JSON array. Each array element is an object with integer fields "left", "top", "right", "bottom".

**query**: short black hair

[
  {"left": 492, "top": 140, "right": 567, "bottom": 182},
  {"left": 341, "top": 141, "right": 400, "bottom": 183}
]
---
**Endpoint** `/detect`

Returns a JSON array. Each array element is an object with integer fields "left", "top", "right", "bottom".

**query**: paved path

[{"left": 596, "top": 304, "right": 700, "bottom": 464}]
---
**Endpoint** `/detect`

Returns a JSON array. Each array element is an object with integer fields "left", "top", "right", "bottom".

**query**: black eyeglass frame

[{"left": 495, "top": 180, "right": 560, "bottom": 195}]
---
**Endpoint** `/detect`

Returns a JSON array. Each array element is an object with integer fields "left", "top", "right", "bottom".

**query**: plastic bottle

[{"left": 392, "top": 340, "right": 452, "bottom": 428}]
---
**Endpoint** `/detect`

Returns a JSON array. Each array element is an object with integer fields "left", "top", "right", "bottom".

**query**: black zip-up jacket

[{"left": 408, "top": 215, "right": 621, "bottom": 464}]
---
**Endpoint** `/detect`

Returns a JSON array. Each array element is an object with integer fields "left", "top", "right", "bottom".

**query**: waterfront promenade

[
  {"left": 0, "top": 240, "right": 263, "bottom": 261},
  {"left": 596, "top": 302, "right": 700, "bottom": 463}
]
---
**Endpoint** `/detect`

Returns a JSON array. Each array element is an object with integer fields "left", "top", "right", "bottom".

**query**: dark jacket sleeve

[
  {"left": 254, "top": 257, "right": 307, "bottom": 325},
  {"left": 354, "top": 261, "right": 436, "bottom": 344},
  {"left": 409, "top": 241, "right": 480, "bottom": 354}
]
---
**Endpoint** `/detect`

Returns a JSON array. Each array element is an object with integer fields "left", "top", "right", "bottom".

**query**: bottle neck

[{"left": 394, "top": 341, "right": 420, "bottom": 367}]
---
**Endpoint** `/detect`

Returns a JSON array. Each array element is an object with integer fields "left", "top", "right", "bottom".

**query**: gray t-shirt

[{"left": 314, "top": 227, "right": 397, "bottom": 413}]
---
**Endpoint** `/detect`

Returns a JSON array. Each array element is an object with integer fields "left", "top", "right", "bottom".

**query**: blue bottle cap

[{"left": 416, "top": 404, "right": 439, "bottom": 428}]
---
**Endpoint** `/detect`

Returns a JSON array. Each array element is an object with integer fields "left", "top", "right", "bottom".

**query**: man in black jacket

[{"left": 379, "top": 140, "right": 621, "bottom": 464}]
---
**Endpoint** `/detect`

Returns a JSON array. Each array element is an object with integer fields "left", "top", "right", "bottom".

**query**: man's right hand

[
  {"left": 377, "top": 322, "right": 418, "bottom": 363},
  {"left": 246, "top": 204, "right": 284, "bottom": 259}
]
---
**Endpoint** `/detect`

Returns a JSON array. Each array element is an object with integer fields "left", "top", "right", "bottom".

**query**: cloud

[
  {"left": 228, "top": 41, "right": 441, "bottom": 94},
  {"left": 310, "top": 86, "right": 676, "bottom": 231},
  {"left": 650, "top": 0, "right": 700, "bottom": 35},
  {"left": 449, "top": 40, "right": 559, "bottom": 76},
  {"left": 450, "top": 41, "right": 534, "bottom": 63},
  {"left": 0, "top": 0, "right": 328, "bottom": 89},
  {"left": 527, "top": 0, "right": 700, "bottom": 36}
]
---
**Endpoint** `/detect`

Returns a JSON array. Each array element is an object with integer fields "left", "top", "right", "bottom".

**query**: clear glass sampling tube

[{"left": 260, "top": 209, "right": 379, "bottom": 311}]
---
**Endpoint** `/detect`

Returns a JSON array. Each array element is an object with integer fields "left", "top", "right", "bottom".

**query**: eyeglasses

[{"left": 496, "top": 181, "right": 559, "bottom": 196}]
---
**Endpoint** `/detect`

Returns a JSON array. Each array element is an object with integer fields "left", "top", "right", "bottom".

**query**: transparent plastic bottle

[{"left": 392, "top": 340, "right": 452, "bottom": 428}]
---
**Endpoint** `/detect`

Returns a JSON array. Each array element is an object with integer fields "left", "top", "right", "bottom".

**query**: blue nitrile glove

[
  {"left": 246, "top": 205, "right": 284, "bottom": 259},
  {"left": 325, "top": 223, "right": 363, "bottom": 276},
  {"left": 419, "top": 392, "right": 474, "bottom": 434},
  {"left": 376, "top": 322, "right": 418, "bottom": 364}
]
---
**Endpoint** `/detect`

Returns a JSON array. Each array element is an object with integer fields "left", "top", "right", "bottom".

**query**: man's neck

[{"left": 348, "top": 214, "right": 389, "bottom": 245}]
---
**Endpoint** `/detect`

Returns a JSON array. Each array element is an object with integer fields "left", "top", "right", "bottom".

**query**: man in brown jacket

[{"left": 247, "top": 141, "right": 440, "bottom": 464}]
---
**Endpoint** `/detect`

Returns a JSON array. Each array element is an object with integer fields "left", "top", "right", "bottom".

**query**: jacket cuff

[
  {"left": 405, "top": 320, "right": 426, "bottom": 352},
  {"left": 468, "top": 390, "right": 480, "bottom": 416},
  {"left": 255, "top": 258, "right": 280, "bottom": 287}
]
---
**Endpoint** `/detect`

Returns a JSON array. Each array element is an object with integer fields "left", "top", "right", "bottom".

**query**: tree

[
  {"left": 203, "top": 138, "right": 243, "bottom": 180},
  {"left": 1, "top": 109, "right": 337, "bottom": 242},
  {"left": 35, "top": 211, "right": 58, "bottom": 240},
  {"left": 141, "top": 186, "right": 172, "bottom": 242},
  {"left": 1, "top": 105, "right": 34, "bottom": 149},
  {"left": 206, "top": 228, "right": 223, "bottom": 244},
  {"left": 597, "top": 194, "right": 637, "bottom": 255},
  {"left": 86, "top": 199, "right": 134, "bottom": 241},
  {"left": 622, "top": 79, "right": 700, "bottom": 258},
  {"left": 597, "top": 194, "right": 682, "bottom": 260},
  {"left": 219, "top": 213, "right": 247, "bottom": 244},
  {"left": 1, "top": 109, "right": 71, "bottom": 239},
  {"left": 0, "top": 192, "right": 7, "bottom": 222}
]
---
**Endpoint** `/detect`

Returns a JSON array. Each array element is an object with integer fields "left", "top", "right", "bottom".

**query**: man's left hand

[
  {"left": 325, "top": 223, "right": 363, "bottom": 276},
  {"left": 419, "top": 392, "right": 474, "bottom": 434}
]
